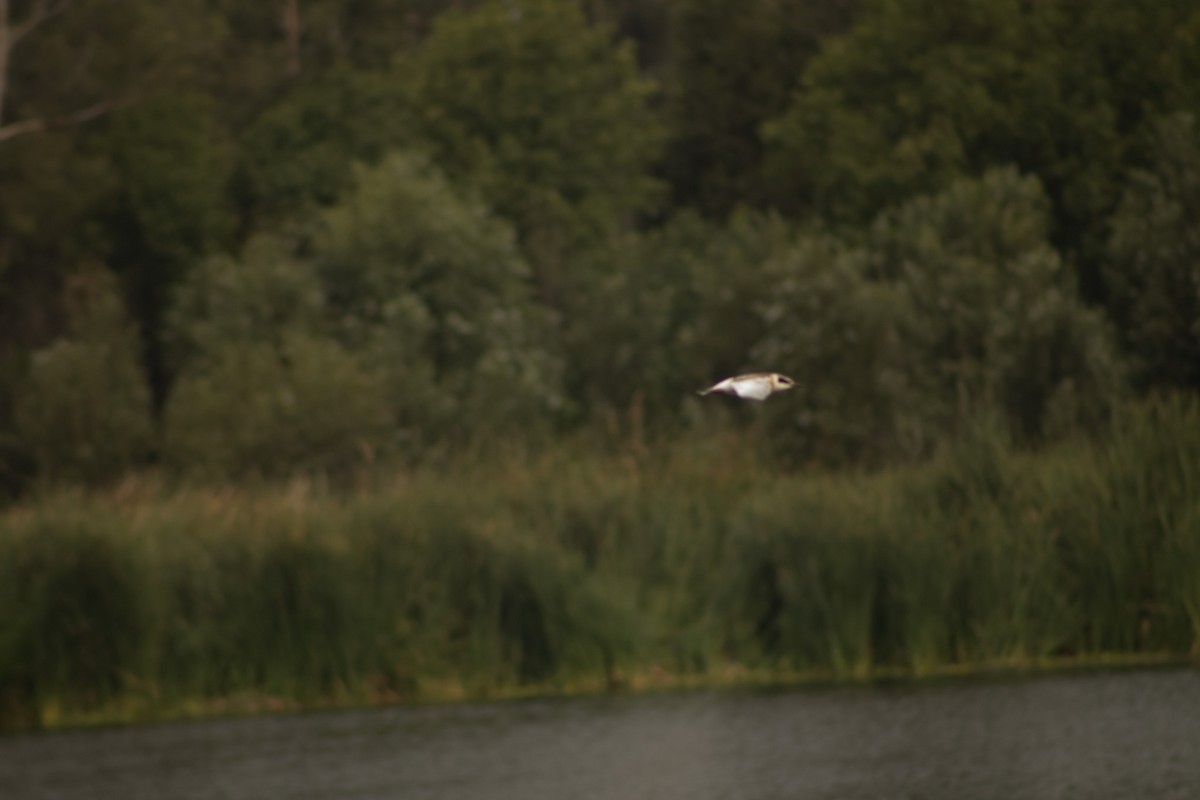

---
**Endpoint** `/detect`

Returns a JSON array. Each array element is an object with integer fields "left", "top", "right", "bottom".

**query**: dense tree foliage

[
  {"left": 400, "top": 0, "right": 664, "bottom": 298},
  {"left": 1106, "top": 113, "right": 1200, "bottom": 392},
  {"left": 0, "top": 0, "right": 1197, "bottom": 488},
  {"left": 313, "top": 153, "right": 563, "bottom": 447},
  {"left": 233, "top": 69, "right": 408, "bottom": 227},
  {"left": 764, "top": 0, "right": 1200, "bottom": 296},
  {"left": 12, "top": 267, "right": 154, "bottom": 485},
  {"left": 664, "top": 0, "right": 859, "bottom": 216}
]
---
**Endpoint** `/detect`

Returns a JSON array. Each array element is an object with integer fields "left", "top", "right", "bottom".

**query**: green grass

[{"left": 2, "top": 397, "right": 1198, "bottom": 731}]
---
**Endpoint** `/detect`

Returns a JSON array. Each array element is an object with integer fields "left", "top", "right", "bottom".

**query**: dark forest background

[{"left": 2, "top": 0, "right": 1199, "bottom": 491}]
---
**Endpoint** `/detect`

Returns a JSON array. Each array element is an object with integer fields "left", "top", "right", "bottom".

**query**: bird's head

[{"left": 771, "top": 374, "right": 797, "bottom": 392}]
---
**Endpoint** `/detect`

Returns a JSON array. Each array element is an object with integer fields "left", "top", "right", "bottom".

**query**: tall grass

[{"left": 1, "top": 398, "right": 1198, "bottom": 730}]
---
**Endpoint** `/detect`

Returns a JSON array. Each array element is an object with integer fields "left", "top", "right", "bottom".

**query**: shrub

[
  {"left": 13, "top": 268, "right": 154, "bottom": 485},
  {"left": 314, "top": 152, "right": 564, "bottom": 447},
  {"left": 1105, "top": 113, "right": 1200, "bottom": 391},
  {"left": 162, "top": 333, "right": 391, "bottom": 481},
  {"left": 872, "top": 167, "right": 1123, "bottom": 442}
]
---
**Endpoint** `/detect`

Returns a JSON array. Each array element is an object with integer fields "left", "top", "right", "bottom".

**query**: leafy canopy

[
  {"left": 314, "top": 152, "right": 564, "bottom": 446},
  {"left": 401, "top": 0, "right": 664, "bottom": 281}
]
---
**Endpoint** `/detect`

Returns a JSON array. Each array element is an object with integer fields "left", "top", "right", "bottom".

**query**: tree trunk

[
  {"left": 282, "top": 0, "right": 301, "bottom": 78},
  {"left": 1, "top": 0, "right": 13, "bottom": 126}
]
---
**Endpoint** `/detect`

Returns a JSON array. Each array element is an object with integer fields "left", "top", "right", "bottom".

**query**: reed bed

[{"left": 1, "top": 398, "right": 1198, "bottom": 730}]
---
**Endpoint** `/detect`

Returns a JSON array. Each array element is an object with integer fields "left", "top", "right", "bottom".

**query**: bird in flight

[{"left": 697, "top": 372, "right": 796, "bottom": 401}]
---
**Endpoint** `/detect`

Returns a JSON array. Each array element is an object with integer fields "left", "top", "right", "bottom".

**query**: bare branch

[
  {"left": 9, "top": 0, "right": 72, "bottom": 49},
  {"left": 2, "top": 0, "right": 73, "bottom": 127},
  {"left": 0, "top": 99, "right": 113, "bottom": 143},
  {"left": 0, "top": 114, "right": 42, "bottom": 140}
]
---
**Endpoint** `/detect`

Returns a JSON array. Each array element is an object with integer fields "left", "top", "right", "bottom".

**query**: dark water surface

[{"left": 3, "top": 668, "right": 1199, "bottom": 799}]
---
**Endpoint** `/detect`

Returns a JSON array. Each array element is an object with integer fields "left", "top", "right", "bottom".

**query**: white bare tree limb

[
  {"left": 0, "top": 0, "right": 117, "bottom": 142},
  {"left": 0, "top": 98, "right": 112, "bottom": 142}
]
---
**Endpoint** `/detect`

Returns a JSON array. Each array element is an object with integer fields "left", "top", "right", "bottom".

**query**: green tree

[
  {"left": 313, "top": 152, "right": 564, "bottom": 448},
  {"left": 204, "top": 0, "right": 451, "bottom": 112},
  {"left": 13, "top": 266, "right": 154, "bottom": 484},
  {"left": 0, "top": 0, "right": 219, "bottom": 143},
  {"left": 871, "top": 167, "right": 1122, "bottom": 442},
  {"left": 162, "top": 235, "right": 390, "bottom": 480},
  {"left": 400, "top": 0, "right": 663, "bottom": 299},
  {"left": 291, "top": 0, "right": 458, "bottom": 71},
  {"left": 100, "top": 94, "right": 235, "bottom": 405},
  {"left": 0, "top": 0, "right": 220, "bottom": 355},
  {"left": 0, "top": 0, "right": 219, "bottom": 490},
  {"left": 164, "top": 234, "right": 326, "bottom": 369},
  {"left": 763, "top": 0, "right": 1034, "bottom": 223},
  {"left": 750, "top": 234, "right": 917, "bottom": 465},
  {"left": 162, "top": 333, "right": 392, "bottom": 481},
  {"left": 0, "top": 130, "right": 114, "bottom": 350},
  {"left": 764, "top": 0, "right": 1200, "bottom": 296},
  {"left": 1011, "top": 0, "right": 1200, "bottom": 296},
  {"left": 234, "top": 68, "right": 410, "bottom": 227},
  {"left": 560, "top": 210, "right": 804, "bottom": 427},
  {"left": 585, "top": 0, "right": 673, "bottom": 69},
  {"left": 749, "top": 169, "right": 1121, "bottom": 465},
  {"left": 1106, "top": 113, "right": 1200, "bottom": 391},
  {"left": 663, "top": 0, "right": 858, "bottom": 217}
]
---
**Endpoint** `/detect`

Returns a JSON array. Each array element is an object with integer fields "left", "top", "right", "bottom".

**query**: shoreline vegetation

[
  {"left": 2, "top": 396, "right": 1198, "bottom": 734},
  {"left": 26, "top": 653, "right": 1198, "bottom": 734},
  {"left": 4, "top": 1, "right": 1200, "bottom": 740}
]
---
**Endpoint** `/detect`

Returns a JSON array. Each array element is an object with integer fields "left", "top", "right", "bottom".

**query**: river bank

[{"left": 3, "top": 398, "right": 1198, "bottom": 733}]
